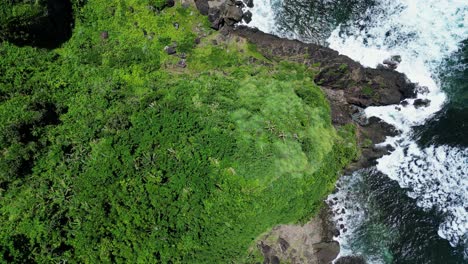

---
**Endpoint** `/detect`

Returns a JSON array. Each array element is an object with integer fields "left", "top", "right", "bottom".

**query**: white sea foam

[
  {"left": 244, "top": 0, "right": 282, "bottom": 34},
  {"left": 326, "top": 0, "right": 468, "bottom": 249},
  {"left": 249, "top": 0, "right": 468, "bottom": 255},
  {"left": 326, "top": 169, "right": 387, "bottom": 264},
  {"left": 378, "top": 144, "right": 468, "bottom": 247}
]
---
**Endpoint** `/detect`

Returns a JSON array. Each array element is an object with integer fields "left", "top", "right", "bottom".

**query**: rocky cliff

[{"left": 192, "top": 1, "right": 417, "bottom": 263}]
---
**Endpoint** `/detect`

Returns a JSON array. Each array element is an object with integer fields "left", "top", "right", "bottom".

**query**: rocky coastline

[{"left": 192, "top": 1, "right": 418, "bottom": 263}]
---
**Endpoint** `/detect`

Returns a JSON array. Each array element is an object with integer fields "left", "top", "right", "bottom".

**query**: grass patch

[{"left": 0, "top": 0, "right": 358, "bottom": 263}]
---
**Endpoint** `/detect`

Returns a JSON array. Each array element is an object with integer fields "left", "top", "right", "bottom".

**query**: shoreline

[{"left": 190, "top": 1, "right": 418, "bottom": 262}]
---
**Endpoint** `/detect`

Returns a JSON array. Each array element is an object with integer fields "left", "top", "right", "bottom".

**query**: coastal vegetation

[{"left": 0, "top": 0, "right": 358, "bottom": 262}]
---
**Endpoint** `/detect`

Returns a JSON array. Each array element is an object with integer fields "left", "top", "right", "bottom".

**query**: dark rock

[
  {"left": 164, "top": 46, "right": 176, "bottom": 55},
  {"left": 413, "top": 98, "right": 431, "bottom": 108},
  {"left": 243, "top": 10, "right": 253, "bottom": 24},
  {"left": 166, "top": 0, "right": 175, "bottom": 7},
  {"left": 195, "top": 37, "right": 201, "bottom": 44},
  {"left": 351, "top": 106, "right": 369, "bottom": 126},
  {"left": 340, "top": 224, "right": 345, "bottom": 229},
  {"left": 383, "top": 59, "right": 398, "bottom": 70},
  {"left": 278, "top": 237, "right": 290, "bottom": 252},
  {"left": 401, "top": 100, "right": 409, "bottom": 106},
  {"left": 100, "top": 31, "right": 109, "bottom": 40},
  {"left": 173, "top": 22, "right": 179, "bottom": 30},
  {"left": 244, "top": 0, "right": 254, "bottom": 8},
  {"left": 271, "top": 256, "right": 280, "bottom": 264},
  {"left": 195, "top": 0, "right": 209, "bottom": 15},
  {"left": 211, "top": 17, "right": 224, "bottom": 30},
  {"left": 376, "top": 63, "right": 387, "bottom": 70},
  {"left": 416, "top": 85, "right": 430, "bottom": 95},
  {"left": 235, "top": 0, "right": 244, "bottom": 7},
  {"left": 208, "top": 7, "right": 221, "bottom": 22},
  {"left": 0, "top": 0, "right": 74, "bottom": 49},
  {"left": 314, "top": 241, "right": 340, "bottom": 264},
  {"left": 224, "top": 4, "right": 243, "bottom": 26},
  {"left": 334, "top": 229, "right": 340, "bottom": 237},
  {"left": 335, "top": 255, "right": 367, "bottom": 264},
  {"left": 391, "top": 55, "right": 402, "bottom": 63},
  {"left": 177, "top": 59, "right": 187, "bottom": 68}
]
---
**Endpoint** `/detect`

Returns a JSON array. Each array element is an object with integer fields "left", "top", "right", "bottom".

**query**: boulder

[
  {"left": 164, "top": 46, "right": 177, "bottom": 55},
  {"left": 243, "top": 10, "right": 253, "bottom": 24},
  {"left": 194, "top": 0, "right": 209, "bottom": 15},
  {"left": 235, "top": 0, "right": 244, "bottom": 7},
  {"left": 244, "top": 0, "right": 254, "bottom": 8},
  {"left": 413, "top": 98, "right": 431, "bottom": 108},
  {"left": 335, "top": 255, "right": 367, "bottom": 264},
  {"left": 224, "top": 3, "right": 243, "bottom": 26},
  {"left": 177, "top": 59, "right": 187, "bottom": 68},
  {"left": 382, "top": 55, "right": 401, "bottom": 70}
]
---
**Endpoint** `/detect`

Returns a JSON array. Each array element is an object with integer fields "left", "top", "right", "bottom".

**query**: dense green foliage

[{"left": 0, "top": 0, "right": 358, "bottom": 262}]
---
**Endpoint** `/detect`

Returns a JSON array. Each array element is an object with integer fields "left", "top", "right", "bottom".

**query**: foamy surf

[
  {"left": 248, "top": 0, "right": 468, "bottom": 259},
  {"left": 326, "top": 0, "right": 468, "bottom": 250}
]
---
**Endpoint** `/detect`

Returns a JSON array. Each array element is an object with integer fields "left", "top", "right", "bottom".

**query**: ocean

[{"left": 245, "top": 0, "right": 468, "bottom": 263}]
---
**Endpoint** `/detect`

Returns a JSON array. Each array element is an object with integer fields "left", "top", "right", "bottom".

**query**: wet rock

[
  {"left": 235, "top": 0, "right": 244, "bottom": 7},
  {"left": 401, "top": 100, "right": 410, "bottom": 107},
  {"left": 335, "top": 255, "right": 367, "bottom": 264},
  {"left": 382, "top": 55, "right": 401, "bottom": 70},
  {"left": 413, "top": 98, "right": 431, "bottom": 108},
  {"left": 383, "top": 59, "right": 398, "bottom": 70},
  {"left": 416, "top": 85, "right": 430, "bottom": 95},
  {"left": 391, "top": 55, "right": 402, "bottom": 63},
  {"left": 164, "top": 46, "right": 176, "bottom": 55},
  {"left": 351, "top": 106, "right": 369, "bottom": 126},
  {"left": 243, "top": 10, "right": 253, "bottom": 24},
  {"left": 100, "top": 31, "right": 109, "bottom": 40},
  {"left": 340, "top": 224, "right": 345, "bottom": 229},
  {"left": 244, "top": 0, "right": 254, "bottom": 8}
]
